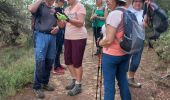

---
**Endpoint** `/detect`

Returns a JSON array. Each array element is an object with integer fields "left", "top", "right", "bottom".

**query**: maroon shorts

[{"left": 64, "top": 39, "right": 87, "bottom": 68}]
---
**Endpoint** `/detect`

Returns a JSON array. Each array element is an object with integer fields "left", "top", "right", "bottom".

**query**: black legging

[
  {"left": 54, "top": 29, "right": 64, "bottom": 68},
  {"left": 93, "top": 27, "right": 102, "bottom": 48}
]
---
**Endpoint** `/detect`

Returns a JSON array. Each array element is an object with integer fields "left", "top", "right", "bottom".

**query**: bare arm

[
  {"left": 28, "top": 0, "right": 42, "bottom": 13},
  {"left": 99, "top": 25, "right": 117, "bottom": 47},
  {"left": 68, "top": 13, "right": 85, "bottom": 27}
]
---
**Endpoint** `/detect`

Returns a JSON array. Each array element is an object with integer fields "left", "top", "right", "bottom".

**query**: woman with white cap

[
  {"left": 99, "top": 0, "right": 131, "bottom": 100},
  {"left": 128, "top": 0, "right": 146, "bottom": 88}
]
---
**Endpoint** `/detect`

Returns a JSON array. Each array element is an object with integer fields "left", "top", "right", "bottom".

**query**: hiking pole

[
  {"left": 92, "top": 28, "right": 95, "bottom": 58},
  {"left": 92, "top": 18, "right": 97, "bottom": 58},
  {"left": 99, "top": 53, "right": 102, "bottom": 100},
  {"left": 95, "top": 49, "right": 102, "bottom": 100},
  {"left": 95, "top": 52, "right": 100, "bottom": 100}
]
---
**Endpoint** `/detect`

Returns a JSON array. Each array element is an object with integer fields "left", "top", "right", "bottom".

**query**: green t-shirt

[{"left": 92, "top": 7, "right": 105, "bottom": 27}]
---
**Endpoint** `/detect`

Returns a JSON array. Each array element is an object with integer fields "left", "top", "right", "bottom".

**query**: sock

[
  {"left": 71, "top": 77, "right": 76, "bottom": 80},
  {"left": 128, "top": 76, "right": 134, "bottom": 79},
  {"left": 75, "top": 81, "right": 81, "bottom": 84}
]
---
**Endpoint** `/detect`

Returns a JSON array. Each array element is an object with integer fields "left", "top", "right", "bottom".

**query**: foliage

[
  {"left": 0, "top": 47, "right": 34, "bottom": 99},
  {"left": 156, "top": 0, "right": 170, "bottom": 10},
  {"left": 84, "top": 4, "right": 93, "bottom": 28},
  {"left": 147, "top": 0, "right": 170, "bottom": 63},
  {"left": 154, "top": 29, "right": 170, "bottom": 63},
  {"left": 0, "top": 0, "right": 31, "bottom": 45}
]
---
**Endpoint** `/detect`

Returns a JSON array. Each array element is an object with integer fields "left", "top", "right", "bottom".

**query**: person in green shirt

[{"left": 90, "top": 0, "right": 108, "bottom": 55}]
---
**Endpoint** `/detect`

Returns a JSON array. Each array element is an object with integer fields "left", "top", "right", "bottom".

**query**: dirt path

[{"left": 9, "top": 30, "right": 170, "bottom": 100}]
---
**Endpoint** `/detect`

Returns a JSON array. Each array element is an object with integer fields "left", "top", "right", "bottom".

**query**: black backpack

[
  {"left": 144, "top": 2, "right": 169, "bottom": 34},
  {"left": 31, "top": 2, "right": 45, "bottom": 32},
  {"left": 116, "top": 8, "right": 145, "bottom": 54}
]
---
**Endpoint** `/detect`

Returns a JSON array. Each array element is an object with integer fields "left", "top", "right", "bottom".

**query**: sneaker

[
  {"left": 67, "top": 84, "right": 82, "bottom": 96},
  {"left": 65, "top": 79, "right": 76, "bottom": 90},
  {"left": 60, "top": 65, "right": 66, "bottom": 70},
  {"left": 128, "top": 78, "right": 142, "bottom": 88},
  {"left": 33, "top": 89, "right": 45, "bottom": 99},
  {"left": 42, "top": 84, "right": 55, "bottom": 91},
  {"left": 53, "top": 67, "right": 64, "bottom": 75}
]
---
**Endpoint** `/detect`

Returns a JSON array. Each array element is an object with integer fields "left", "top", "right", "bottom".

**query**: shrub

[{"left": 0, "top": 48, "right": 34, "bottom": 99}]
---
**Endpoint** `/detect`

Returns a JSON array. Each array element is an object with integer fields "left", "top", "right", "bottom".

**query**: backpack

[
  {"left": 144, "top": 2, "right": 169, "bottom": 34},
  {"left": 31, "top": 2, "right": 45, "bottom": 32},
  {"left": 31, "top": 15, "right": 35, "bottom": 31},
  {"left": 116, "top": 8, "right": 145, "bottom": 54}
]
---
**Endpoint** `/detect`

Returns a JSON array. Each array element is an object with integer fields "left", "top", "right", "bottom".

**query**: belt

[{"left": 38, "top": 30, "right": 51, "bottom": 34}]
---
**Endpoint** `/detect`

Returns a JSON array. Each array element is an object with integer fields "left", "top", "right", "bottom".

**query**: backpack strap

[
  {"left": 102, "top": 6, "right": 105, "bottom": 12},
  {"left": 114, "top": 7, "right": 126, "bottom": 43},
  {"left": 33, "top": 2, "right": 45, "bottom": 31}
]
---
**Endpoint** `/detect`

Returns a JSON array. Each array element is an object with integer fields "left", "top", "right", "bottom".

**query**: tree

[{"left": 0, "top": 0, "right": 32, "bottom": 45}]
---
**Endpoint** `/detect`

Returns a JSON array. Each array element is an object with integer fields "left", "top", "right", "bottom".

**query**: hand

[
  {"left": 91, "top": 14, "right": 98, "bottom": 20},
  {"left": 92, "top": 14, "right": 97, "bottom": 19},
  {"left": 97, "top": 34, "right": 103, "bottom": 47},
  {"left": 58, "top": 20, "right": 66, "bottom": 28},
  {"left": 56, "top": 12, "right": 69, "bottom": 22},
  {"left": 50, "top": 26, "right": 59, "bottom": 35}
]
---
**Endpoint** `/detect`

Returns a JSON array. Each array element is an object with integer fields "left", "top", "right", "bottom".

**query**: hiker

[
  {"left": 28, "top": 0, "right": 65, "bottom": 98},
  {"left": 90, "top": 0, "right": 108, "bottom": 55},
  {"left": 53, "top": 0, "right": 66, "bottom": 75},
  {"left": 62, "top": 0, "right": 87, "bottom": 96},
  {"left": 128, "top": 0, "right": 147, "bottom": 88},
  {"left": 98, "top": 0, "right": 131, "bottom": 100}
]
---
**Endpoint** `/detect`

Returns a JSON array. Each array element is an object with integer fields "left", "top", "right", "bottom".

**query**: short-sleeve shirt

[
  {"left": 33, "top": 2, "right": 57, "bottom": 32},
  {"left": 129, "top": 7, "right": 145, "bottom": 39},
  {"left": 64, "top": 3, "right": 87, "bottom": 40},
  {"left": 128, "top": 7, "right": 144, "bottom": 26},
  {"left": 92, "top": 6, "right": 105, "bottom": 27},
  {"left": 102, "top": 8, "right": 126, "bottom": 56},
  {"left": 55, "top": 7, "right": 64, "bottom": 14}
]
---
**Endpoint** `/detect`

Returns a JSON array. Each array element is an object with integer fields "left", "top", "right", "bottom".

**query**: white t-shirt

[
  {"left": 64, "top": 3, "right": 87, "bottom": 40},
  {"left": 102, "top": 9, "right": 123, "bottom": 39},
  {"left": 101, "top": 8, "right": 126, "bottom": 56},
  {"left": 129, "top": 7, "right": 145, "bottom": 39},
  {"left": 128, "top": 7, "right": 144, "bottom": 27}
]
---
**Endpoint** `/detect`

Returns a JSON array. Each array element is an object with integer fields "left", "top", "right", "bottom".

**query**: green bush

[
  {"left": 154, "top": 29, "right": 170, "bottom": 62},
  {"left": 0, "top": 48, "right": 34, "bottom": 99},
  {"left": 84, "top": 4, "right": 93, "bottom": 28},
  {"left": 0, "top": 0, "right": 31, "bottom": 45}
]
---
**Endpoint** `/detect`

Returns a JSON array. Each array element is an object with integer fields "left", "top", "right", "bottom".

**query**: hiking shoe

[
  {"left": 42, "top": 84, "right": 55, "bottom": 91},
  {"left": 60, "top": 65, "right": 66, "bottom": 70},
  {"left": 128, "top": 78, "right": 142, "bottom": 88},
  {"left": 65, "top": 79, "right": 76, "bottom": 90},
  {"left": 67, "top": 84, "right": 82, "bottom": 96},
  {"left": 53, "top": 67, "right": 65, "bottom": 75},
  {"left": 33, "top": 89, "right": 45, "bottom": 99}
]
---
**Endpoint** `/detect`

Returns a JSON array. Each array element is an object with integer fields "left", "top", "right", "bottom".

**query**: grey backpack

[{"left": 117, "top": 8, "right": 145, "bottom": 54}]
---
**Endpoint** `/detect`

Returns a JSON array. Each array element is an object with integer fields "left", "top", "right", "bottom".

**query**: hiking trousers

[
  {"left": 129, "top": 41, "right": 144, "bottom": 72},
  {"left": 33, "top": 31, "right": 56, "bottom": 90},
  {"left": 54, "top": 29, "right": 64, "bottom": 68},
  {"left": 93, "top": 27, "right": 102, "bottom": 48},
  {"left": 102, "top": 53, "right": 131, "bottom": 100}
]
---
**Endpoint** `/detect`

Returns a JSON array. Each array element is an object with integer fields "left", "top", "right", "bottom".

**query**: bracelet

[{"left": 66, "top": 18, "right": 70, "bottom": 22}]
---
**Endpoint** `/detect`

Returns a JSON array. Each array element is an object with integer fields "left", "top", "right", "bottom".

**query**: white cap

[{"left": 118, "top": 0, "right": 127, "bottom": 2}]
